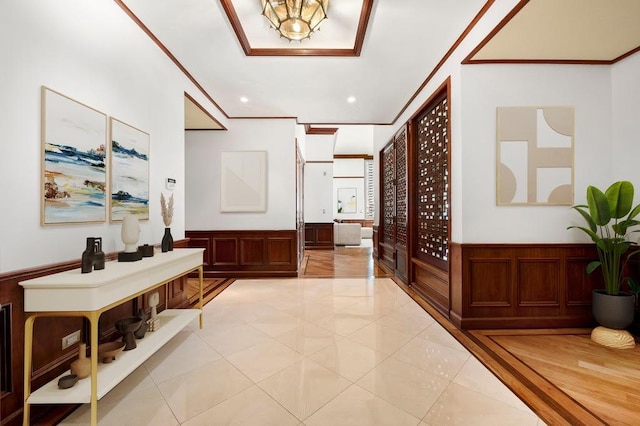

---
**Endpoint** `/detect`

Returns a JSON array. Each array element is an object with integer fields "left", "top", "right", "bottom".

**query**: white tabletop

[{"left": 20, "top": 248, "right": 204, "bottom": 312}]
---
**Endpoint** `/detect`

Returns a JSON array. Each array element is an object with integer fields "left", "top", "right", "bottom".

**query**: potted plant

[{"left": 568, "top": 180, "right": 640, "bottom": 329}]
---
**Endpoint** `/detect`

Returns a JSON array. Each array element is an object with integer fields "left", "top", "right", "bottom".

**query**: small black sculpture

[
  {"left": 134, "top": 308, "right": 149, "bottom": 339},
  {"left": 81, "top": 237, "right": 105, "bottom": 273}
]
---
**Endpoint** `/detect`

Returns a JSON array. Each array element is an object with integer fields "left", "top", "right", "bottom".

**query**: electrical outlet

[{"left": 62, "top": 330, "right": 81, "bottom": 350}]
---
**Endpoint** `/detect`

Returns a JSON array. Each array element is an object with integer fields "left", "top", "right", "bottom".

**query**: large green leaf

[
  {"left": 613, "top": 219, "right": 640, "bottom": 235},
  {"left": 586, "top": 261, "right": 601, "bottom": 275},
  {"left": 570, "top": 206, "right": 596, "bottom": 232},
  {"left": 605, "top": 181, "right": 633, "bottom": 219},
  {"left": 567, "top": 225, "right": 600, "bottom": 243},
  {"left": 586, "top": 186, "right": 611, "bottom": 226},
  {"left": 627, "top": 203, "right": 640, "bottom": 220}
]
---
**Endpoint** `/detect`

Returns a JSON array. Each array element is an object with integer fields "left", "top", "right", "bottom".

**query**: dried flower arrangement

[{"left": 160, "top": 193, "right": 174, "bottom": 227}]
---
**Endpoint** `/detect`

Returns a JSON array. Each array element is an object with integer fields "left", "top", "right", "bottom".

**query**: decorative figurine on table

[
  {"left": 147, "top": 291, "right": 161, "bottom": 331},
  {"left": 81, "top": 237, "right": 105, "bottom": 273},
  {"left": 118, "top": 214, "right": 142, "bottom": 262}
]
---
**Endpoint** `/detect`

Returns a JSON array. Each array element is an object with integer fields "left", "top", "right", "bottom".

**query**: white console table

[{"left": 19, "top": 248, "right": 205, "bottom": 426}]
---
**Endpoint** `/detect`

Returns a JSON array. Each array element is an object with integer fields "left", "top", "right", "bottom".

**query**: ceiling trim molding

[
  {"left": 114, "top": 0, "right": 230, "bottom": 120},
  {"left": 305, "top": 125, "right": 339, "bottom": 135},
  {"left": 614, "top": 45, "right": 640, "bottom": 63},
  {"left": 462, "top": 0, "right": 528, "bottom": 65},
  {"left": 410, "top": 77, "right": 451, "bottom": 123},
  {"left": 390, "top": 0, "right": 496, "bottom": 125},
  {"left": 184, "top": 92, "right": 227, "bottom": 131},
  {"left": 462, "top": 0, "right": 640, "bottom": 65},
  {"left": 220, "top": 0, "right": 374, "bottom": 57},
  {"left": 334, "top": 154, "right": 373, "bottom": 160}
]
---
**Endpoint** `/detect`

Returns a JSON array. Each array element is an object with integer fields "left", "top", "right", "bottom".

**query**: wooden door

[
  {"left": 378, "top": 127, "right": 409, "bottom": 282},
  {"left": 379, "top": 142, "right": 396, "bottom": 271},
  {"left": 410, "top": 85, "right": 451, "bottom": 316},
  {"left": 393, "top": 126, "right": 409, "bottom": 282},
  {"left": 296, "top": 142, "right": 305, "bottom": 268}
]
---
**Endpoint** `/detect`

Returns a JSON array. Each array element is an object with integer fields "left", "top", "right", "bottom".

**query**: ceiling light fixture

[
  {"left": 347, "top": 96, "right": 356, "bottom": 103},
  {"left": 240, "top": 96, "right": 249, "bottom": 103},
  {"left": 260, "top": 0, "right": 328, "bottom": 42}
]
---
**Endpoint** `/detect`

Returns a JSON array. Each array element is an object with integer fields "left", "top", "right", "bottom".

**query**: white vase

[{"left": 121, "top": 214, "right": 140, "bottom": 253}]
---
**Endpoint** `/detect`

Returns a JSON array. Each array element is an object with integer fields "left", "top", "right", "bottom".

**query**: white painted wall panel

[
  {"left": 0, "top": 0, "right": 222, "bottom": 272},
  {"left": 185, "top": 119, "right": 297, "bottom": 230}
]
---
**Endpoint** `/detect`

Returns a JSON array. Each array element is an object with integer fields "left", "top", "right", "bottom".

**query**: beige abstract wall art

[{"left": 496, "top": 106, "right": 574, "bottom": 205}]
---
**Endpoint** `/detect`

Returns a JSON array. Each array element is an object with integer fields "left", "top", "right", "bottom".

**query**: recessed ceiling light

[
  {"left": 347, "top": 96, "right": 356, "bottom": 103},
  {"left": 240, "top": 97, "right": 248, "bottom": 103}
]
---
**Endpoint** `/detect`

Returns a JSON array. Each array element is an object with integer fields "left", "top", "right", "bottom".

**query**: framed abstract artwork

[
  {"left": 337, "top": 188, "right": 357, "bottom": 213},
  {"left": 41, "top": 87, "right": 108, "bottom": 225},
  {"left": 109, "top": 118, "right": 150, "bottom": 221},
  {"left": 220, "top": 151, "right": 267, "bottom": 212},
  {"left": 496, "top": 106, "right": 574, "bottom": 206}
]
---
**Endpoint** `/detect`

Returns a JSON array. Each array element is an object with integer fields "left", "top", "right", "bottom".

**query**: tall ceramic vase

[
  {"left": 121, "top": 214, "right": 140, "bottom": 253},
  {"left": 161, "top": 227, "right": 173, "bottom": 252},
  {"left": 70, "top": 343, "right": 91, "bottom": 379}
]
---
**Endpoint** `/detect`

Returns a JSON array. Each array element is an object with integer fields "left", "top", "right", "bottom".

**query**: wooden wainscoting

[
  {"left": 450, "top": 243, "right": 608, "bottom": 329},
  {"left": 304, "top": 223, "right": 334, "bottom": 249},
  {"left": 0, "top": 239, "right": 190, "bottom": 426},
  {"left": 411, "top": 257, "right": 449, "bottom": 318},
  {"left": 186, "top": 230, "right": 298, "bottom": 278}
]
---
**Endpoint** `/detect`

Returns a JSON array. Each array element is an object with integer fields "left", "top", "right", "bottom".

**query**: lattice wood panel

[
  {"left": 416, "top": 95, "right": 449, "bottom": 265},
  {"left": 382, "top": 144, "right": 395, "bottom": 244},
  {"left": 395, "top": 127, "right": 408, "bottom": 248}
]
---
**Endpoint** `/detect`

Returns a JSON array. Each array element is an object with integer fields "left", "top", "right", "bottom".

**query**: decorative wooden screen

[
  {"left": 382, "top": 144, "right": 395, "bottom": 244},
  {"left": 395, "top": 127, "right": 408, "bottom": 248},
  {"left": 415, "top": 93, "right": 449, "bottom": 268}
]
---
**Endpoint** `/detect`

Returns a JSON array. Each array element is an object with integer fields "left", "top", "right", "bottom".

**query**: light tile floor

[{"left": 61, "top": 278, "right": 546, "bottom": 425}]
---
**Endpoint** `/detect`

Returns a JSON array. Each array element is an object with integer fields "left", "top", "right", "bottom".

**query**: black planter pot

[{"left": 592, "top": 289, "right": 635, "bottom": 329}]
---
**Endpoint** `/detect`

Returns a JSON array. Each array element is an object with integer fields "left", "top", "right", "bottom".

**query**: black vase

[
  {"left": 92, "top": 237, "right": 105, "bottom": 270},
  {"left": 161, "top": 227, "right": 173, "bottom": 252},
  {"left": 81, "top": 237, "right": 96, "bottom": 274}
]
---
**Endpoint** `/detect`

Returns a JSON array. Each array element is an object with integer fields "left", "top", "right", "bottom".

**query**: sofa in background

[{"left": 334, "top": 222, "right": 362, "bottom": 245}]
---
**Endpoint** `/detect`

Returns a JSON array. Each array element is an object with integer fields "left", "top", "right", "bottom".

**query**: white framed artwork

[{"left": 220, "top": 151, "right": 267, "bottom": 212}]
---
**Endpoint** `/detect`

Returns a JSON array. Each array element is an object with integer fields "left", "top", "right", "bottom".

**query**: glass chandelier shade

[{"left": 261, "top": 0, "right": 329, "bottom": 41}]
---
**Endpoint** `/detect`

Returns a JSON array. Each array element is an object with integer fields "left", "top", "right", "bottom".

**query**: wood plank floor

[
  {"left": 202, "top": 246, "right": 640, "bottom": 425},
  {"left": 300, "top": 246, "right": 391, "bottom": 278},
  {"left": 470, "top": 329, "right": 640, "bottom": 426}
]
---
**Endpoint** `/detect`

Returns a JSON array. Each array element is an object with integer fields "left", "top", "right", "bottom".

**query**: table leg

[
  {"left": 198, "top": 265, "right": 204, "bottom": 329},
  {"left": 23, "top": 314, "right": 37, "bottom": 426},
  {"left": 88, "top": 311, "right": 100, "bottom": 426}
]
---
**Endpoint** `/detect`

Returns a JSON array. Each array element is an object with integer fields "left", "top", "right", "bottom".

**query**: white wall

[
  {"left": 303, "top": 134, "right": 335, "bottom": 222},
  {"left": 305, "top": 134, "right": 335, "bottom": 161},
  {"left": 0, "top": 0, "right": 223, "bottom": 273},
  {"left": 304, "top": 163, "right": 334, "bottom": 222},
  {"left": 333, "top": 126, "right": 374, "bottom": 155},
  {"left": 185, "top": 119, "right": 297, "bottom": 230},
  {"left": 612, "top": 52, "right": 640, "bottom": 186},
  {"left": 460, "top": 64, "right": 612, "bottom": 243}
]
